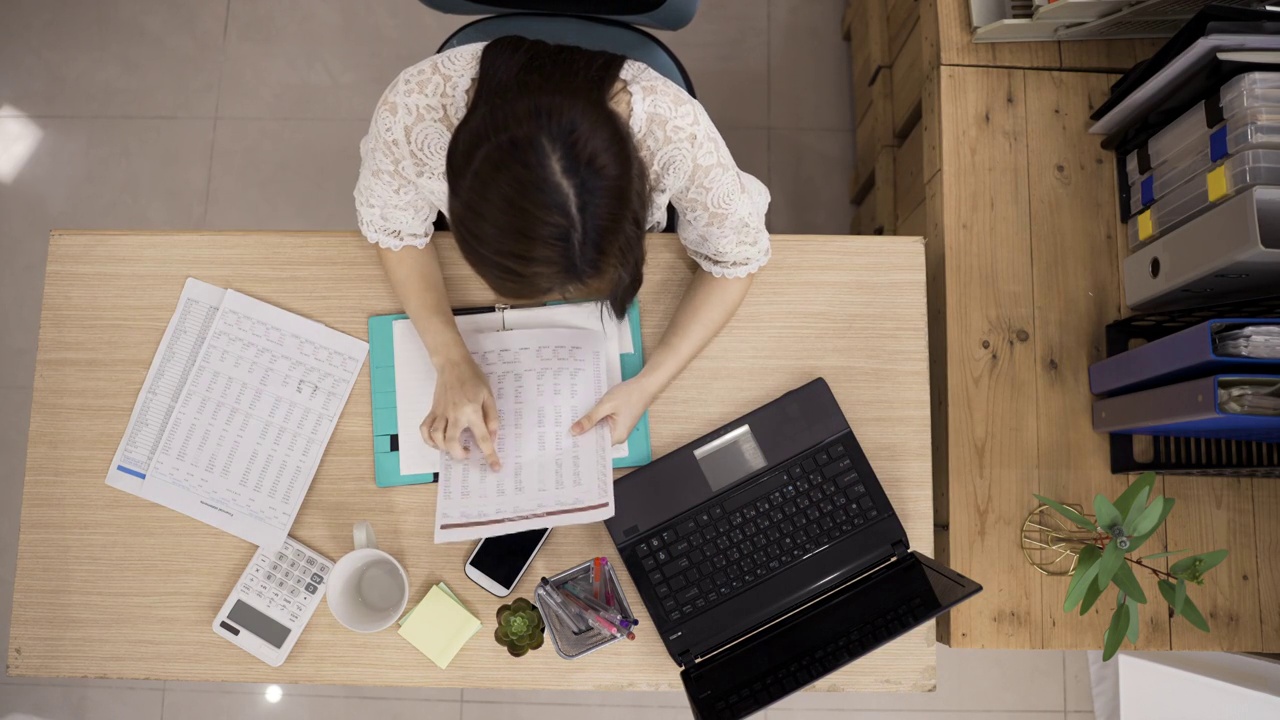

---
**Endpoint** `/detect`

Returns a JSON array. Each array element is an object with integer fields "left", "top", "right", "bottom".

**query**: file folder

[
  {"left": 368, "top": 299, "right": 651, "bottom": 488},
  {"left": 1088, "top": 318, "right": 1280, "bottom": 396},
  {"left": 1093, "top": 374, "right": 1280, "bottom": 440}
]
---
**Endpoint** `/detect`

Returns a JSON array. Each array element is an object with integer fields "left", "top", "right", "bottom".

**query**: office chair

[{"left": 420, "top": 0, "right": 698, "bottom": 97}]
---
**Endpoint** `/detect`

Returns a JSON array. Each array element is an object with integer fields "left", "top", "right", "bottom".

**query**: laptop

[{"left": 605, "top": 378, "right": 982, "bottom": 719}]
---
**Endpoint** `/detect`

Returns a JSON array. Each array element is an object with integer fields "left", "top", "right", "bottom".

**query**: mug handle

[{"left": 354, "top": 521, "right": 377, "bottom": 551}]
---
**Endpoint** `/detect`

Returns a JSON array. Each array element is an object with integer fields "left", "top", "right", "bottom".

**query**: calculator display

[{"left": 228, "top": 599, "right": 291, "bottom": 649}]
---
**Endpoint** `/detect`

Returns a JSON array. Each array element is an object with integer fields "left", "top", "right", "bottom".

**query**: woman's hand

[
  {"left": 422, "top": 355, "right": 501, "bottom": 470},
  {"left": 571, "top": 376, "right": 659, "bottom": 446}
]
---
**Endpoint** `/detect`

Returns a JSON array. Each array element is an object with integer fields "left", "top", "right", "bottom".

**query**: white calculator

[{"left": 213, "top": 536, "right": 333, "bottom": 666}]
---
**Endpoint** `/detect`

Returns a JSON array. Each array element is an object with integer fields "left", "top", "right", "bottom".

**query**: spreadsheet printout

[
  {"left": 132, "top": 288, "right": 367, "bottom": 548},
  {"left": 107, "top": 278, "right": 227, "bottom": 495},
  {"left": 393, "top": 302, "right": 627, "bottom": 477},
  {"left": 434, "top": 328, "right": 613, "bottom": 543}
]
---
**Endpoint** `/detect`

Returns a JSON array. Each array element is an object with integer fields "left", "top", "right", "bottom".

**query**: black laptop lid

[{"left": 679, "top": 552, "right": 982, "bottom": 720}]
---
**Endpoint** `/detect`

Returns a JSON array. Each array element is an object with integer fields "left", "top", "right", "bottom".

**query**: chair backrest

[
  {"left": 420, "top": 0, "right": 698, "bottom": 31},
  {"left": 439, "top": 14, "right": 694, "bottom": 96}
]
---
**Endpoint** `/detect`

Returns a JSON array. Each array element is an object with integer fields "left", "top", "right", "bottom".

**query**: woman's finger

[
  {"left": 420, "top": 413, "right": 439, "bottom": 449},
  {"left": 468, "top": 410, "right": 501, "bottom": 471},
  {"left": 428, "top": 416, "right": 448, "bottom": 454},
  {"left": 482, "top": 394, "right": 500, "bottom": 441},
  {"left": 572, "top": 401, "right": 608, "bottom": 436},
  {"left": 443, "top": 415, "right": 468, "bottom": 460}
]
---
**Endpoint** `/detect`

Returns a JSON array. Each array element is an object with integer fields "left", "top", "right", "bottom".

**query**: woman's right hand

[{"left": 421, "top": 355, "right": 501, "bottom": 470}]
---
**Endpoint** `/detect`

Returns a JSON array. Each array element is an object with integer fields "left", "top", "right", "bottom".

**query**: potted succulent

[
  {"left": 1032, "top": 472, "right": 1229, "bottom": 660},
  {"left": 494, "top": 597, "right": 545, "bottom": 658}
]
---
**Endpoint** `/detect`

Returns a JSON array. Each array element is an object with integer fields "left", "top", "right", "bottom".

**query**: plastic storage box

[
  {"left": 1123, "top": 72, "right": 1280, "bottom": 182},
  {"left": 1127, "top": 106, "right": 1280, "bottom": 215},
  {"left": 1127, "top": 149, "right": 1280, "bottom": 248}
]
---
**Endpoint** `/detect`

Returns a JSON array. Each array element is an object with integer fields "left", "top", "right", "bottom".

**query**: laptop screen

[{"left": 680, "top": 552, "right": 981, "bottom": 720}]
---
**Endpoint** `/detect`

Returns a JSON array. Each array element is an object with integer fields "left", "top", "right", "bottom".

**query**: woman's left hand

[{"left": 572, "top": 376, "right": 659, "bottom": 446}]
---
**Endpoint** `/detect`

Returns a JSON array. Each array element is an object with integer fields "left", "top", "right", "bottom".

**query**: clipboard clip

[{"left": 495, "top": 303, "right": 510, "bottom": 331}]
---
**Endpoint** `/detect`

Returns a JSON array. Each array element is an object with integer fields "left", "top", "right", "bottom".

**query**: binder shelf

[{"left": 1103, "top": 294, "right": 1280, "bottom": 476}]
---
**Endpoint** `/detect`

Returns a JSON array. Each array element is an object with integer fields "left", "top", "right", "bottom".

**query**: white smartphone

[{"left": 465, "top": 528, "right": 552, "bottom": 597}]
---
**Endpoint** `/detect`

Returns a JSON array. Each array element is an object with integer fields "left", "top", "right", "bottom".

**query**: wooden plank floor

[{"left": 933, "top": 65, "right": 1280, "bottom": 650}]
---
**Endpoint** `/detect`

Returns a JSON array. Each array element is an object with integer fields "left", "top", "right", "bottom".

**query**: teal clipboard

[{"left": 368, "top": 299, "right": 652, "bottom": 488}]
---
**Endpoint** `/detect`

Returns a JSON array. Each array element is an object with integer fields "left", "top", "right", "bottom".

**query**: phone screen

[{"left": 469, "top": 529, "right": 550, "bottom": 589}]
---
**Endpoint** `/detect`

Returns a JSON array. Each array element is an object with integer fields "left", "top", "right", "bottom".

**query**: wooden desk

[
  {"left": 8, "top": 231, "right": 938, "bottom": 690},
  {"left": 911, "top": 5, "right": 1280, "bottom": 652}
]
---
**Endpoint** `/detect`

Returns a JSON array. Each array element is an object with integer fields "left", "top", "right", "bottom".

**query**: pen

[
  {"left": 601, "top": 558, "right": 615, "bottom": 608},
  {"left": 606, "top": 569, "right": 633, "bottom": 623},
  {"left": 539, "top": 578, "right": 590, "bottom": 633},
  {"left": 560, "top": 580, "right": 638, "bottom": 630},
  {"left": 566, "top": 576, "right": 639, "bottom": 627},
  {"left": 559, "top": 589, "right": 635, "bottom": 640},
  {"left": 592, "top": 557, "right": 604, "bottom": 601}
]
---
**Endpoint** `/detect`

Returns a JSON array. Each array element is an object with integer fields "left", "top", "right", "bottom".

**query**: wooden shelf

[{"left": 846, "top": 0, "right": 1280, "bottom": 651}]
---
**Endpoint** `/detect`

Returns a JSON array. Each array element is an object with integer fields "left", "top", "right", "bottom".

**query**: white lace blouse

[{"left": 354, "top": 43, "right": 771, "bottom": 278}]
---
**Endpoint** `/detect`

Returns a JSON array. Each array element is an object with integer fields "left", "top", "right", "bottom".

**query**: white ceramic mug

[{"left": 326, "top": 521, "right": 410, "bottom": 633}]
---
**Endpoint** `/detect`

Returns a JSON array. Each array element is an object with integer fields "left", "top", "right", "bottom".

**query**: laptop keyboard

[{"left": 629, "top": 439, "right": 883, "bottom": 624}]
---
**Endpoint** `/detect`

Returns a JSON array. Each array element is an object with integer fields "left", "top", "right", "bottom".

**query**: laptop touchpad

[{"left": 693, "top": 424, "right": 768, "bottom": 492}]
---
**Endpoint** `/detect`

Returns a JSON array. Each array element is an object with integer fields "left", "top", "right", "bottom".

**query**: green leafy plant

[
  {"left": 1034, "top": 471, "right": 1228, "bottom": 661},
  {"left": 494, "top": 597, "right": 545, "bottom": 658}
]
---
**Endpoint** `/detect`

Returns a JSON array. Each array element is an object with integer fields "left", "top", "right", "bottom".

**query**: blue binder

[
  {"left": 368, "top": 299, "right": 651, "bottom": 488},
  {"left": 1093, "top": 373, "right": 1280, "bottom": 440},
  {"left": 1088, "top": 318, "right": 1280, "bottom": 396}
]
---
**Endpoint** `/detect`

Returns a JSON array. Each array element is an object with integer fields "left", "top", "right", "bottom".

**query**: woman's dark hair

[{"left": 446, "top": 36, "right": 648, "bottom": 318}]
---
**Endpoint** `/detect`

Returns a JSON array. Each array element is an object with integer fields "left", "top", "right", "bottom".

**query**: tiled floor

[{"left": 1, "top": 0, "right": 1092, "bottom": 718}]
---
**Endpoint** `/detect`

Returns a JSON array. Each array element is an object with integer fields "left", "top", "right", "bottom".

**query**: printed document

[
  {"left": 107, "top": 278, "right": 368, "bottom": 548},
  {"left": 393, "top": 302, "right": 629, "bottom": 476},
  {"left": 433, "top": 328, "right": 613, "bottom": 543}
]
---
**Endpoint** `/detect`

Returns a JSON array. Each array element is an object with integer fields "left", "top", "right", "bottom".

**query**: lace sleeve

[
  {"left": 354, "top": 51, "right": 472, "bottom": 250},
  {"left": 636, "top": 77, "right": 772, "bottom": 277}
]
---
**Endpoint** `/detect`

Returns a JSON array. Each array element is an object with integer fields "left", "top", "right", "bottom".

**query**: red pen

[{"left": 592, "top": 557, "right": 604, "bottom": 601}]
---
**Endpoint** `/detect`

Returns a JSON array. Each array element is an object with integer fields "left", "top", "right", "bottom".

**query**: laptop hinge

[
  {"left": 892, "top": 540, "right": 909, "bottom": 560},
  {"left": 678, "top": 650, "right": 694, "bottom": 668}
]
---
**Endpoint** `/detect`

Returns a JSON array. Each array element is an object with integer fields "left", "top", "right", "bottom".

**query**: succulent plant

[{"left": 494, "top": 597, "right": 545, "bottom": 657}]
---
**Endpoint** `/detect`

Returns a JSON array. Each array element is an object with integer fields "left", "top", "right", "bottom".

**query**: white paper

[
  {"left": 107, "top": 278, "right": 227, "bottom": 495},
  {"left": 393, "top": 303, "right": 629, "bottom": 477},
  {"left": 433, "top": 328, "right": 613, "bottom": 543},
  {"left": 616, "top": 309, "right": 634, "bottom": 355},
  {"left": 134, "top": 289, "right": 368, "bottom": 548}
]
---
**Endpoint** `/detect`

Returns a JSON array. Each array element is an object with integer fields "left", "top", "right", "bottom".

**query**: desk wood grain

[{"left": 9, "top": 231, "right": 936, "bottom": 691}]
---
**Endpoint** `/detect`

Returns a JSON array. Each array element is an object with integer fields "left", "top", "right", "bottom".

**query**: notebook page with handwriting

[
  {"left": 137, "top": 289, "right": 367, "bottom": 548},
  {"left": 434, "top": 328, "right": 613, "bottom": 543}
]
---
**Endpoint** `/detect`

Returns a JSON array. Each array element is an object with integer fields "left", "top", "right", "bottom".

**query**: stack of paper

[
  {"left": 398, "top": 583, "right": 482, "bottom": 669},
  {"left": 106, "top": 277, "right": 368, "bottom": 548}
]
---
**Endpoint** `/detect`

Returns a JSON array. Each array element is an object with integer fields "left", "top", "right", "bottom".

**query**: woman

[{"left": 355, "top": 37, "right": 770, "bottom": 471}]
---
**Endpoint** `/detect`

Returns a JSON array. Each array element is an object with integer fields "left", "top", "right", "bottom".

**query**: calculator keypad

[{"left": 236, "top": 538, "right": 331, "bottom": 627}]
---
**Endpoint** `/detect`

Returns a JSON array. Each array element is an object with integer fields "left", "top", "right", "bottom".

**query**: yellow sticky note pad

[
  {"left": 1137, "top": 211, "right": 1153, "bottom": 241},
  {"left": 398, "top": 584, "right": 482, "bottom": 670},
  {"left": 1206, "top": 165, "right": 1228, "bottom": 202}
]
